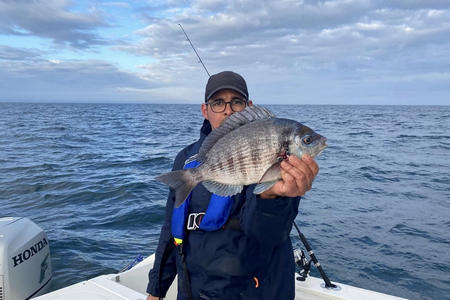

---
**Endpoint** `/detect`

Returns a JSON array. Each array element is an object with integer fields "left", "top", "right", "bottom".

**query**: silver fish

[{"left": 156, "top": 105, "right": 327, "bottom": 207}]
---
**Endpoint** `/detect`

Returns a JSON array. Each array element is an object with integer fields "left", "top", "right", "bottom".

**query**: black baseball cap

[{"left": 205, "top": 71, "right": 249, "bottom": 102}]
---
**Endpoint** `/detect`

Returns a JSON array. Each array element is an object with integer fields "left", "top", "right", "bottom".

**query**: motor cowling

[{"left": 0, "top": 217, "right": 52, "bottom": 300}]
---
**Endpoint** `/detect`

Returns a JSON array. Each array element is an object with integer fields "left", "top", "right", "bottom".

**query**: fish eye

[{"left": 302, "top": 135, "right": 312, "bottom": 144}]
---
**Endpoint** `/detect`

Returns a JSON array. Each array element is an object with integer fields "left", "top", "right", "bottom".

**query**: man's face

[{"left": 201, "top": 89, "right": 252, "bottom": 129}]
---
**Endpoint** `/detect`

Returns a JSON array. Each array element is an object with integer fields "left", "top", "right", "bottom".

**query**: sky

[{"left": 0, "top": 0, "right": 449, "bottom": 105}]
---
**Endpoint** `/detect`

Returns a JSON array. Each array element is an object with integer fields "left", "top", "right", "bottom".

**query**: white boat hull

[{"left": 34, "top": 254, "right": 407, "bottom": 300}]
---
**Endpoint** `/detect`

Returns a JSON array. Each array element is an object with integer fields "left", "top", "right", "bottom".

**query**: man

[{"left": 147, "top": 71, "right": 319, "bottom": 300}]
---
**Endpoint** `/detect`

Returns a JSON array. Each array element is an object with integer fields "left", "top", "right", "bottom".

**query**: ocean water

[{"left": 0, "top": 103, "right": 449, "bottom": 300}]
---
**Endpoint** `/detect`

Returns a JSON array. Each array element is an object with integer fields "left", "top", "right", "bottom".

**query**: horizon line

[{"left": 1, "top": 100, "right": 448, "bottom": 107}]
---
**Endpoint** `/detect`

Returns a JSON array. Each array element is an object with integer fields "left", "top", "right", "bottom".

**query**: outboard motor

[{"left": 0, "top": 217, "right": 52, "bottom": 300}]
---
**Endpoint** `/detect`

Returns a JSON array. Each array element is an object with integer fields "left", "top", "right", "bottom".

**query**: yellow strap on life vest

[{"left": 174, "top": 238, "right": 183, "bottom": 246}]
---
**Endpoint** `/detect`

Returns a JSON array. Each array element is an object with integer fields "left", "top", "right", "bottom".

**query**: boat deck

[{"left": 34, "top": 255, "right": 407, "bottom": 300}]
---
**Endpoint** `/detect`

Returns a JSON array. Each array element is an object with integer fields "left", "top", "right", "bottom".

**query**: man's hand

[
  {"left": 259, "top": 154, "right": 319, "bottom": 199},
  {"left": 147, "top": 295, "right": 160, "bottom": 300}
]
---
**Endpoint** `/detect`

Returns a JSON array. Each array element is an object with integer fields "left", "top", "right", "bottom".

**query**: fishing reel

[
  {"left": 294, "top": 248, "right": 312, "bottom": 281},
  {"left": 292, "top": 223, "right": 338, "bottom": 289}
]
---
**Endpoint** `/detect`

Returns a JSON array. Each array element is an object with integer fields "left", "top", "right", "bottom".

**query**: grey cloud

[
  {"left": 0, "top": 45, "right": 41, "bottom": 60},
  {"left": 128, "top": 1, "right": 378, "bottom": 60},
  {"left": 0, "top": 0, "right": 107, "bottom": 48},
  {"left": 193, "top": 0, "right": 228, "bottom": 13},
  {"left": 101, "top": 2, "right": 130, "bottom": 8},
  {"left": 116, "top": 0, "right": 449, "bottom": 105},
  {"left": 0, "top": 57, "right": 164, "bottom": 102},
  {"left": 129, "top": 0, "right": 450, "bottom": 71},
  {"left": 131, "top": 1, "right": 375, "bottom": 58},
  {"left": 3, "top": 0, "right": 448, "bottom": 104},
  {"left": 380, "top": 0, "right": 450, "bottom": 10}
]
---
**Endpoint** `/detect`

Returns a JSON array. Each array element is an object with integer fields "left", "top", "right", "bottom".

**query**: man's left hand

[{"left": 259, "top": 154, "right": 319, "bottom": 199}]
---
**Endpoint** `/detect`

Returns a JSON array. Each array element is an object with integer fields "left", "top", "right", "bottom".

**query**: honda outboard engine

[{"left": 0, "top": 217, "right": 52, "bottom": 300}]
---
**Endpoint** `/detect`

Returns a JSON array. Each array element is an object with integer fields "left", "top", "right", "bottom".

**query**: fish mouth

[
  {"left": 311, "top": 137, "right": 328, "bottom": 158},
  {"left": 315, "top": 148, "right": 326, "bottom": 157}
]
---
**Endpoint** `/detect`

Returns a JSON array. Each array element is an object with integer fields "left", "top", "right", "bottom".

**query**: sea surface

[{"left": 0, "top": 103, "right": 449, "bottom": 300}]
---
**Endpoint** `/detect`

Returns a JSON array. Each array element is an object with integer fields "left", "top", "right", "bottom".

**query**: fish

[{"left": 156, "top": 105, "right": 327, "bottom": 208}]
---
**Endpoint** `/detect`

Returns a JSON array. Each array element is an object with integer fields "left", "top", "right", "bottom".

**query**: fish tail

[{"left": 155, "top": 169, "right": 200, "bottom": 208}]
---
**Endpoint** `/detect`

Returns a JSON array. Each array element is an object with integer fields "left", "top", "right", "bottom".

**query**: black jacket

[{"left": 147, "top": 120, "right": 301, "bottom": 300}]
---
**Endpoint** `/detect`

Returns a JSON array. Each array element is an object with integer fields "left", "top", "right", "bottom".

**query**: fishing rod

[
  {"left": 293, "top": 222, "right": 337, "bottom": 289},
  {"left": 178, "top": 23, "right": 211, "bottom": 77}
]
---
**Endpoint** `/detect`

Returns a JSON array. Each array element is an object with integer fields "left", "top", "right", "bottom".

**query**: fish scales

[
  {"left": 201, "top": 119, "right": 290, "bottom": 185},
  {"left": 207, "top": 127, "right": 283, "bottom": 182}
]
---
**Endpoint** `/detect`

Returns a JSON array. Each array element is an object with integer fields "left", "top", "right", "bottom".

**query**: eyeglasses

[{"left": 207, "top": 97, "right": 247, "bottom": 113}]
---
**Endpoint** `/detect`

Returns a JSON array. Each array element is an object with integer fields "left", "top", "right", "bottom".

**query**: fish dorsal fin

[{"left": 197, "top": 105, "right": 275, "bottom": 163}]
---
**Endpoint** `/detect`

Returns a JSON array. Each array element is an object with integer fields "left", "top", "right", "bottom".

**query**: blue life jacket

[{"left": 171, "top": 159, "right": 233, "bottom": 245}]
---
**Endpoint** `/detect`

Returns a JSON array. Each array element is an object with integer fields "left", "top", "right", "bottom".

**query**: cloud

[
  {"left": 0, "top": 46, "right": 176, "bottom": 102},
  {"left": 101, "top": 2, "right": 130, "bottom": 8},
  {"left": 113, "top": 0, "right": 450, "bottom": 104},
  {"left": 381, "top": 0, "right": 450, "bottom": 10},
  {"left": 1, "top": 0, "right": 449, "bottom": 104},
  {"left": 131, "top": 1, "right": 450, "bottom": 59},
  {"left": 0, "top": 45, "right": 41, "bottom": 60},
  {"left": 0, "top": 0, "right": 107, "bottom": 48}
]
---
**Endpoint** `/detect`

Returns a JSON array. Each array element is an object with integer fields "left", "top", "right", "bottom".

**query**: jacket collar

[{"left": 199, "top": 119, "right": 212, "bottom": 142}]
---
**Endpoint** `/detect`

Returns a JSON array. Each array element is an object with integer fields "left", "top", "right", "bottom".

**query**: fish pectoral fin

[
  {"left": 202, "top": 181, "right": 243, "bottom": 196},
  {"left": 253, "top": 181, "right": 278, "bottom": 194},
  {"left": 258, "top": 162, "right": 281, "bottom": 183}
]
